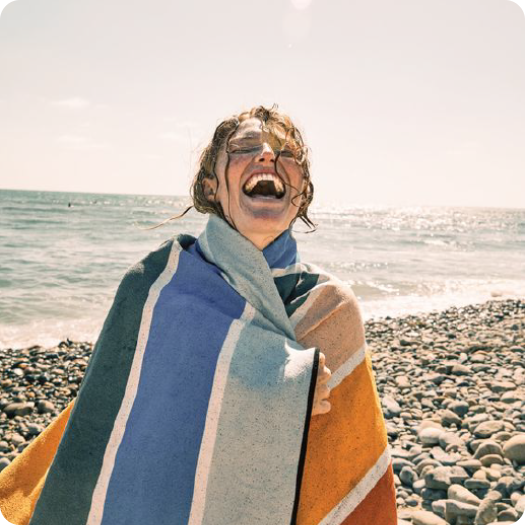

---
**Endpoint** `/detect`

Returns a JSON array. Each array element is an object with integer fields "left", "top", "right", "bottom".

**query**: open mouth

[{"left": 242, "top": 173, "right": 286, "bottom": 200}]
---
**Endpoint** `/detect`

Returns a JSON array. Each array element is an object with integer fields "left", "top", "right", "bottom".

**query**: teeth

[{"left": 243, "top": 173, "right": 284, "bottom": 194}]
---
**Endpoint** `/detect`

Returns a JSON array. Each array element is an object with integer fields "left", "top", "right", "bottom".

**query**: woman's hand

[{"left": 312, "top": 352, "right": 331, "bottom": 416}]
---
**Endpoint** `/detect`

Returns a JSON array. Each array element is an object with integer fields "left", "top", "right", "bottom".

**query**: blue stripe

[
  {"left": 101, "top": 249, "right": 246, "bottom": 525},
  {"left": 261, "top": 227, "right": 299, "bottom": 269}
]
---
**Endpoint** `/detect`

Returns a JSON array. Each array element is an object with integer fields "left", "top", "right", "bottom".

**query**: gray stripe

[
  {"left": 200, "top": 306, "right": 317, "bottom": 524},
  {"left": 198, "top": 215, "right": 296, "bottom": 340}
]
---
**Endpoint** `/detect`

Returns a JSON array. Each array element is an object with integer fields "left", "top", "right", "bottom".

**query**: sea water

[{"left": 1, "top": 189, "right": 524, "bottom": 348}]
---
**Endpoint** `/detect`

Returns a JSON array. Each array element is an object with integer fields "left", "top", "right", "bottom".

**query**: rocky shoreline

[{"left": 1, "top": 298, "right": 524, "bottom": 524}]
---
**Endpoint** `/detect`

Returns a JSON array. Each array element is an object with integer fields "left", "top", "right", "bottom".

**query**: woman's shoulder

[
  {"left": 294, "top": 261, "right": 361, "bottom": 311},
  {"left": 290, "top": 262, "right": 366, "bottom": 366},
  {"left": 288, "top": 261, "right": 365, "bottom": 341}
]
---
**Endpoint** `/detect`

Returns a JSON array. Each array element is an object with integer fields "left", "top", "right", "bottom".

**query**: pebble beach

[{"left": 1, "top": 298, "right": 523, "bottom": 525}]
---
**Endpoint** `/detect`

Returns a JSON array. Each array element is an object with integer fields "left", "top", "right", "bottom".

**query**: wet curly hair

[{"left": 145, "top": 104, "right": 317, "bottom": 233}]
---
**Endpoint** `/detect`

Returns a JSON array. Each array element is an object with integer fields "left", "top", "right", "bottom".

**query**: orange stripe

[
  {"left": 298, "top": 353, "right": 390, "bottom": 525},
  {"left": 0, "top": 400, "right": 75, "bottom": 525},
  {"left": 341, "top": 461, "right": 398, "bottom": 525}
]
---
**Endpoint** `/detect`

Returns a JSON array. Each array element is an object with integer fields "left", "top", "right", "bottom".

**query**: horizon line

[{"left": 1, "top": 186, "right": 523, "bottom": 212}]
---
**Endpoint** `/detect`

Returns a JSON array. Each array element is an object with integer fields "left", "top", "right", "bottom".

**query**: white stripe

[
  {"left": 318, "top": 446, "right": 392, "bottom": 525},
  {"left": 328, "top": 344, "right": 367, "bottom": 390},
  {"left": 188, "top": 302, "right": 255, "bottom": 525},
  {"left": 271, "top": 261, "right": 333, "bottom": 283},
  {"left": 274, "top": 261, "right": 337, "bottom": 280},
  {"left": 86, "top": 242, "right": 183, "bottom": 525},
  {"left": 218, "top": 269, "right": 234, "bottom": 289},
  {"left": 289, "top": 280, "right": 333, "bottom": 330},
  {"left": 271, "top": 263, "right": 307, "bottom": 278}
]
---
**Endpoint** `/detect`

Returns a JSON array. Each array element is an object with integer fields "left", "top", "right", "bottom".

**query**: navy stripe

[
  {"left": 262, "top": 227, "right": 298, "bottom": 269},
  {"left": 276, "top": 271, "right": 320, "bottom": 318}
]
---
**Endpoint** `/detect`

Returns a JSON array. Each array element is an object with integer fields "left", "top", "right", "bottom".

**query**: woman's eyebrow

[{"left": 233, "top": 132, "right": 261, "bottom": 140}]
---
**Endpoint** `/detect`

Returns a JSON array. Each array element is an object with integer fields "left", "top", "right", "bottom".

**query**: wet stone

[
  {"left": 393, "top": 457, "right": 414, "bottom": 473},
  {"left": 424, "top": 467, "right": 452, "bottom": 490},
  {"left": 421, "top": 488, "right": 448, "bottom": 501},
  {"left": 514, "top": 494, "right": 525, "bottom": 514},
  {"left": 457, "top": 459, "right": 483, "bottom": 472},
  {"left": 473, "top": 421, "right": 506, "bottom": 438},
  {"left": 449, "top": 400, "right": 470, "bottom": 417},
  {"left": 26, "top": 423, "right": 44, "bottom": 436},
  {"left": 494, "top": 475, "right": 524, "bottom": 496},
  {"left": 438, "top": 431, "right": 464, "bottom": 451},
  {"left": 451, "top": 364, "right": 471, "bottom": 375},
  {"left": 36, "top": 400, "right": 55, "bottom": 414},
  {"left": 448, "top": 484, "right": 482, "bottom": 506},
  {"left": 430, "top": 447, "right": 461, "bottom": 466},
  {"left": 419, "top": 427, "right": 444, "bottom": 445},
  {"left": 0, "top": 457, "right": 11, "bottom": 473},
  {"left": 440, "top": 409, "right": 462, "bottom": 427},
  {"left": 2, "top": 402, "right": 34, "bottom": 418},
  {"left": 480, "top": 454, "right": 504, "bottom": 467},
  {"left": 382, "top": 394, "right": 402, "bottom": 418},
  {"left": 489, "top": 381, "right": 516, "bottom": 393},
  {"left": 399, "top": 466, "right": 418, "bottom": 486},
  {"left": 497, "top": 508, "right": 519, "bottom": 522},
  {"left": 444, "top": 499, "right": 479, "bottom": 520},
  {"left": 411, "top": 510, "right": 448, "bottom": 525},
  {"left": 6, "top": 433, "right": 25, "bottom": 446},
  {"left": 502, "top": 434, "right": 525, "bottom": 464},
  {"left": 474, "top": 494, "right": 500, "bottom": 525},
  {"left": 474, "top": 440, "right": 504, "bottom": 459}
]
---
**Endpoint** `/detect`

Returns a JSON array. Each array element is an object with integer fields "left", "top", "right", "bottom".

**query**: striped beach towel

[{"left": 0, "top": 214, "right": 397, "bottom": 524}]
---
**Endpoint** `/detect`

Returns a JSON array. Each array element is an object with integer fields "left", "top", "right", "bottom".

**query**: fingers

[
  {"left": 312, "top": 352, "right": 332, "bottom": 417},
  {"left": 313, "top": 384, "right": 330, "bottom": 403},
  {"left": 318, "top": 366, "right": 331, "bottom": 384},
  {"left": 312, "top": 400, "right": 331, "bottom": 416},
  {"left": 318, "top": 399, "right": 331, "bottom": 414},
  {"left": 319, "top": 383, "right": 331, "bottom": 400},
  {"left": 318, "top": 353, "right": 331, "bottom": 384},
  {"left": 312, "top": 381, "right": 331, "bottom": 417}
]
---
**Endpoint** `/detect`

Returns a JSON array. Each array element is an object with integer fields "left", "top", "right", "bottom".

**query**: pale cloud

[
  {"left": 290, "top": 0, "right": 313, "bottom": 10},
  {"left": 141, "top": 153, "right": 163, "bottom": 160},
  {"left": 158, "top": 132, "right": 188, "bottom": 143},
  {"left": 51, "top": 97, "right": 90, "bottom": 109},
  {"left": 56, "top": 135, "right": 109, "bottom": 150},
  {"left": 162, "top": 118, "right": 201, "bottom": 130},
  {"left": 159, "top": 120, "right": 204, "bottom": 148},
  {"left": 282, "top": 5, "right": 312, "bottom": 44},
  {"left": 446, "top": 141, "right": 481, "bottom": 156}
]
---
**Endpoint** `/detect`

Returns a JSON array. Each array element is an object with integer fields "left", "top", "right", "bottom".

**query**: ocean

[{"left": 1, "top": 188, "right": 524, "bottom": 349}]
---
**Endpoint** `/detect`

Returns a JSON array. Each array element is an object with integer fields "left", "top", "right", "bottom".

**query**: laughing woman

[{"left": 0, "top": 105, "right": 397, "bottom": 525}]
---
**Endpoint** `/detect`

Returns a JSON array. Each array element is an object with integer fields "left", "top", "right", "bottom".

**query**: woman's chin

[
  {"left": 239, "top": 191, "right": 289, "bottom": 215},
  {"left": 235, "top": 198, "right": 289, "bottom": 230}
]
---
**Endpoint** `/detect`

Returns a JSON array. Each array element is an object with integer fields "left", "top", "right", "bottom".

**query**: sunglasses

[{"left": 227, "top": 133, "right": 307, "bottom": 165}]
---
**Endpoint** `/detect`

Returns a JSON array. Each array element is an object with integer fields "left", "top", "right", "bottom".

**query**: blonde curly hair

[{"left": 146, "top": 104, "right": 316, "bottom": 233}]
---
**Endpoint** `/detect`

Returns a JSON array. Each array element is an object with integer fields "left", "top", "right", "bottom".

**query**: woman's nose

[{"left": 258, "top": 142, "right": 276, "bottom": 162}]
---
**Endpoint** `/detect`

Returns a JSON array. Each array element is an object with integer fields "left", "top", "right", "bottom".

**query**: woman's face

[{"left": 205, "top": 117, "right": 306, "bottom": 250}]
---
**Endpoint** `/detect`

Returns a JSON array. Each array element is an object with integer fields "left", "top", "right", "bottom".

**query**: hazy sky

[{"left": 0, "top": 0, "right": 524, "bottom": 208}]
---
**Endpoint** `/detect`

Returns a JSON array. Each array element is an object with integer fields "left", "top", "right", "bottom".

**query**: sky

[{"left": 0, "top": 0, "right": 524, "bottom": 208}]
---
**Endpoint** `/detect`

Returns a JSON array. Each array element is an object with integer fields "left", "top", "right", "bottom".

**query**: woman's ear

[{"left": 203, "top": 176, "right": 217, "bottom": 203}]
